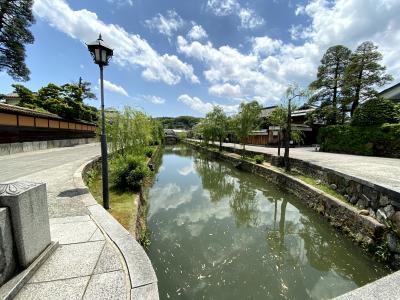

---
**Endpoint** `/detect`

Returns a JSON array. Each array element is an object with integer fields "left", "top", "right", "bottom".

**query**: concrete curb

[{"left": 72, "top": 157, "right": 159, "bottom": 300}]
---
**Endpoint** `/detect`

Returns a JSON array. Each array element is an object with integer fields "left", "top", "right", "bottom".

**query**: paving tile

[
  {"left": 94, "top": 242, "right": 123, "bottom": 274},
  {"left": 15, "top": 276, "right": 90, "bottom": 300},
  {"left": 29, "top": 241, "right": 104, "bottom": 283},
  {"left": 50, "top": 215, "right": 90, "bottom": 225},
  {"left": 50, "top": 221, "right": 97, "bottom": 244},
  {"left": 83, "top": 270, "right": 127, "bottom": 300},
  {"left": 131, "top": 283, "right": 159, "bottom": 300},
  {"left": 89, "top": 228, "right": 105, "bottom": 241}
]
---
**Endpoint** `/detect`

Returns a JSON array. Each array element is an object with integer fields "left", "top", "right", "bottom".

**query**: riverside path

[{"left": 0, "top": 143, "right": 157, "bottom": 299}]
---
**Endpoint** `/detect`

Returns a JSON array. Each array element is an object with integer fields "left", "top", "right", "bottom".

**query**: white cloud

[
  {"left": 144, "top": 10, "right": 184, "bottom": 38},
  {"left": 107, "top": 0, "right": 133, "bottom": 7},
  {"left": 238, "top": 8, "right": 265, "bottom": 29},
  {"left": 178, "top": 94, "right": 238, "bottom": 114},
  {"left": 206, "top": 0, "right": 264, "bottom": 29},
  {"left": 209, "top": 83, "right": 242, "bottom": 99},
  {"left": 33, "top": 0, "right": 199, "bottom": 85},
  {"left": 141, "top": 95, "right": 166, "bottom": 104},
  {"left": 206, "top": 0, "right": 239, "bottom": 16},
  {"left": 101, "top": 79, "right": 129, "bottom": 97},
  {"left": 177, "top": 0, "right": 400, "bottom": 106},
  {"left": 187, "top": 24, "right": 208, "bottom": 41}
]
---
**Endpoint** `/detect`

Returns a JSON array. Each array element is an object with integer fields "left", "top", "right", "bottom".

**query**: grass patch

[
  {"left": 87, "top": 169, "right": 138, "bottom": 235},
  {"left": 290, "top": 171, "right": 348, "bottom": 202}
]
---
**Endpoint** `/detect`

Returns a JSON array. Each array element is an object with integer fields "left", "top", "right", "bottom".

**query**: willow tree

[
  {"left": 234, "top": 101, "right": 262, "bottom": 157},
  {"left": 205, "top": 105, "right": 228, "bottom": 151}
]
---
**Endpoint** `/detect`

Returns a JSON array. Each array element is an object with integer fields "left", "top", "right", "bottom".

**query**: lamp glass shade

[
  {"left": 101, "top": 49, "right": 107, "bottom": 63},
  {"left": 94, "top": 49, "right": 101, "bottom": 64}
]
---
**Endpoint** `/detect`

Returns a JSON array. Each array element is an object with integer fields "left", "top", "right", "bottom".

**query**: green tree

[
  {"left": 309, "top": 45, "right": 352, "bottom": 124},
  {"left": 234, "top": 101, "right": 262, "bottom": 157},
  {"left": 343, "top": 41, "right": 393, "bottom": 116},
  {"left": 352, "top": 96, "right": 400, "bottom": 126},
  {"left": 0, "top": 0, "right": 35, "bottom": 81},
  {"left": 268, "top": 106, "right": 287, "bottom": 156},
  {"left": 283, "top": 84, "right": 307, "bottom": 171},
  {"left": 11, "top": 83, "right": 36, "bottom": 108},
  {"left": 205, "top": 105, "right": 228, "bottom": 151}
]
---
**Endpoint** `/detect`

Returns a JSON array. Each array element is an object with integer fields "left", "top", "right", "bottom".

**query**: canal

[{"left": 147, "top": 146, "right": 391, "bottom": 299}]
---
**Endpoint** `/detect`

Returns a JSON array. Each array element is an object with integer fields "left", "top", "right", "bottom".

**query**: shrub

[
  {"left": 318, "top": 124, "right": 400, "bottom": 158},
  {"left": 352, "top": 97, "right": 400, "bottom": 126},
  {"left": 254, "top": 154, "right": 264, "bottom": 164},
  {"left": 112, "top": 155, "right": 149, "bottom": 191},
  {"left": 144, "top": 147, "right": 154, "bottom": 158}
]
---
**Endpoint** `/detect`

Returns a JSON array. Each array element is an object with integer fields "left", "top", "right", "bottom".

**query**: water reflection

[{"left": 147, "top": 146, "right": 391, "bottom": 300}]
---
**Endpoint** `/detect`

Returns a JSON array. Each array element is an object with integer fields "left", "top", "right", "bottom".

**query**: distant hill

[{"left": 156, "top": 116, "right": 202, "bottom": 129}]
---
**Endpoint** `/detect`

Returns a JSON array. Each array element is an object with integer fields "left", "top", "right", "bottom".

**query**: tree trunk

[
  {"left": 277, "top": 131, "right": 281, "bottom": 157},
  {"left": 351, "top": 63, "right": 364, "bottom": 116},
  {"left": 284, "top": 99, "right": 291, "bottom": 172},
  {"left": 219, "top": 136, "right": 222, "bottom": 152}
]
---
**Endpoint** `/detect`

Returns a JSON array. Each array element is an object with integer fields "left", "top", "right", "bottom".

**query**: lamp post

[{"left": 87, "top": 34, "right": 113, "bottom": 209}]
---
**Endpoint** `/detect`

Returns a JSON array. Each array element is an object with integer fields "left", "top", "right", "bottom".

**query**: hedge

[{"left": 318, "top": 123, "right": 400, "bottom": 158}]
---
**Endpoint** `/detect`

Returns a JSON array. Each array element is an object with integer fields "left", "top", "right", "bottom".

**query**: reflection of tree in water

[
  {"left": 164, "top": 145, "right": 194, "bottom": 157},
  {"left": 229, "top": 181, "right": 259, "bottom": 227},
  {"left": 194, "top": 157, "right": 234, "bottom": 203}
]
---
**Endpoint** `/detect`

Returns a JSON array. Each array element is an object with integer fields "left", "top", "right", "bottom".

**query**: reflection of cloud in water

[
  {"left": 308, "top": 270, "right": 357, "bottom": 300},
  {"left": 178, "top": 163, "right": 194, "bottom": 176},
  {"left": 148, "top": 183, "right": 199, "bottom": 218}
]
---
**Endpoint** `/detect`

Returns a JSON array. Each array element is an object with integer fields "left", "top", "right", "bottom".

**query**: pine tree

[
  {"left": 309, "top": 45, "right": 351, "bottom": 124},
  {"left": 343, "top": 41, "right": 393, "bottom": 116},
  {"left": 0, "top": 0, "right": 35, "bottom": 81}
]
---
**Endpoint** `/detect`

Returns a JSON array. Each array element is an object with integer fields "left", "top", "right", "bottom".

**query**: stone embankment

[{"left": 187, "top": 142, "right": 400, "bottom": 268}]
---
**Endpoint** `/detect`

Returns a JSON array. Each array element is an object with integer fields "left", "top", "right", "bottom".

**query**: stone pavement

[
  {"left": 210, "top": 142, "right": 400, "bottom": 194},
  {"left": 0, "top": 143, "right": 157, "bottom": 299}
]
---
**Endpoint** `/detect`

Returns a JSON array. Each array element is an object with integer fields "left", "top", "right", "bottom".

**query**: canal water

[{"left": 147, "top": 146, "right": 390, "bottom": 300}]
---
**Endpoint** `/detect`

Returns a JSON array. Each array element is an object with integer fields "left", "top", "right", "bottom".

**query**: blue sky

[{"left": 1, "top": 0, "right": 399, "bottom": 117}]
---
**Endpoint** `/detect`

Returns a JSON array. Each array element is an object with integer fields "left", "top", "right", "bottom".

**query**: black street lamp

[{"left": 87, "top": 34, "right": 113, "bottom": 209}]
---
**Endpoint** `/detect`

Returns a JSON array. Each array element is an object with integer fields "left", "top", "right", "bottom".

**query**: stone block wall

[{"left": 189, "top": 142, "right": 400, "bottom": 268}]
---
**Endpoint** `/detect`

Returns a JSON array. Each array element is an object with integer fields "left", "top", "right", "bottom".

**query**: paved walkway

[
  {"left": 203, "top": 141, "right": 400, "bottom": 194},
  {"left": 0, "top": 144, "right": 130, "bottom": 299}
]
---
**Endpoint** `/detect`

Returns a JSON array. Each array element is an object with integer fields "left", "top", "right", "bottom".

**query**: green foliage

[
  {"left": 138, "top": 228, "right": 151, "bottom": 251},
  {"left": 309, "top": 45, "right": 352, "bottom": 125},
  {"left": 352, "top": 96, "right": 400, "bottom": 126},
  {"left": 144, "top": 146, "right": 154, "bottom": 158},
  {"left": 234, "top": 101, "right": 262, "bottom": 152},
  {"left": 254, "top": 154, "right": 264, "bottom": 164},
  {"left": 156, "top": 116, "right": 201, "bottom": 129},
  {"left": 318, "top": 124, "right": 400, "bottom": 158},
  {"left": 111, "top": 155, "right": 149, "bottom": 191},
  {"left": 13, "top": 82, "right": 98, "bottom": 121},
  {"left": 343, "top": 41, "right": 393, "bottom": 116},
  {"left": 176, "top": 131, "right": 187, "bottom": 141},
  {"left": 106, "top": 107, "right": 154, "bottom": 155},
  {"left": 0, "top": 0, "right": 35, "bottom": 81}
]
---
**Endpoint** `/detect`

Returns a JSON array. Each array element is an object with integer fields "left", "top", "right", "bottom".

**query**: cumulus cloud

[
  {"left": 101, "top": 79, "right": 129, "bottom": 97},
  {"left": 177, "top": 0, "right": 400, "bottom": 106},
  {"left": 206, "top": 0, "right": 239, "bottom": 16},
  {"left": 33, "top": 0, "right": 199, "bottom": 85},
  {"left": 187, "top": 24, "right": 208, "bottom": 41},
  {"left": 144, "top": 10, "right": 184, "bottom": 38},
  {"left": 238, "top": 8, "right": 265, "bottom": 29},
  {"left": 141, "top": 95, "right": 166, "bottom": 104},
  {"left": 206, "top": 0, "right": 264, "bottom": 29},
  {"left": 178, "top": 94, "right": 239, "bottom": 114}
]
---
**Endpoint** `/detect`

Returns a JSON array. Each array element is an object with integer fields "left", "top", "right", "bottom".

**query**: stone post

[
  {"left": 0, "top": 208, "right": 16, "bottom": 286},
  {"left": 0, "top": 182, "right": 51, "bottom": 268}
]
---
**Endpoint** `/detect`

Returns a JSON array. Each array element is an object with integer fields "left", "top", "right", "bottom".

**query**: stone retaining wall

[
  {"left": 0, "top": 138, "right": 97, "bottom": 156},
  {"left": 188, "top": 142, "right": 400, "bottom": 268}
]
